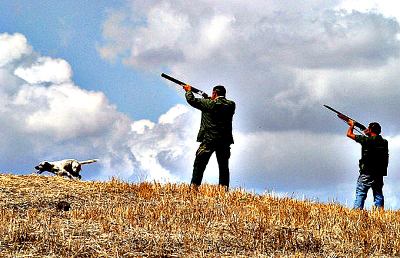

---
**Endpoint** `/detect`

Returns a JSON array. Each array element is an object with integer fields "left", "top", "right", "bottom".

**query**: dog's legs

[
  {"left": 71, "top": 161, "right": 82, "bottom": 180},
  {"left": 65, "top": 172, "right": 74, "bottom": 179},
  {"left": 57, "top": 169, "right": 71, "bottom": 179},
  {"left": 61, "top": 169, "right": 76, "bottom": 180}
]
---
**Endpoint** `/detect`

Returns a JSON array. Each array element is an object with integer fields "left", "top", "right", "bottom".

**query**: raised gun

[
  {"left": 161, "top": 73, "right": 209, "bottom": 98},
  {"left": 324, "top": 105, "right": 367, "bottom": 134}
]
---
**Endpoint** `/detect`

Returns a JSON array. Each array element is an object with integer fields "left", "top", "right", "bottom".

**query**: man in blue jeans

[{"left": 347, "top": 120, "right": 389, "bottom": 209}]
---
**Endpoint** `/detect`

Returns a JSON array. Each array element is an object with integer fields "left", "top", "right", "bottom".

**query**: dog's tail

[{"left": 79, "top": 159, "right": 99, "bottom": 165}]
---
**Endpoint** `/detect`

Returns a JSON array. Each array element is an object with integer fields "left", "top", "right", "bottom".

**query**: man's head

[
  {"left": 365, "top": 122, "right": 381, "bottom": 136},
  {"left": 211, "top": 85, "right": 226, "bottom": 100}
]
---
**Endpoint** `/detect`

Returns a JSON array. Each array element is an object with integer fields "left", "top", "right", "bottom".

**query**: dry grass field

[{"left": 0, "top": 173, "right": 399, "bottom": 257}]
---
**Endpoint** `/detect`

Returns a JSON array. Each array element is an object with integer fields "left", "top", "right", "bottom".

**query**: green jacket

[{"left": 185, "top": 91, "right": 235, "bottom": 145}]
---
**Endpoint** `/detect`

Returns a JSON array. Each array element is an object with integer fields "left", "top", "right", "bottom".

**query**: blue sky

[
  {"left": 1, "top": 0, "right": 400, "bottom": 209},
  {"left": 0, "top": 0, "right": 181, "bottom": 121}
]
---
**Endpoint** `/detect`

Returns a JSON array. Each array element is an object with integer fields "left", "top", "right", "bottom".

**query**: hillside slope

[{"left": 0, "top": 174, "right": 399, "bottom": 257}]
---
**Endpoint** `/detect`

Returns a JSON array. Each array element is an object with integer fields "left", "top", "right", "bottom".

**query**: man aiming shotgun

[
  {"left": 161, "top": 73, "right": 236, "bottom": 189},
  {"left": 325, "top": 105, "right": 389, "bottom": 209}
]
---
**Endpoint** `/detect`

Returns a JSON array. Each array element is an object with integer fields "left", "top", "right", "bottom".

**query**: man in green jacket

[{"left": 183, "top": 84, "right": 236, "bottom": 189}]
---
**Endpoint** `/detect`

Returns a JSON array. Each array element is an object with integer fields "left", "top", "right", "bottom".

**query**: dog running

[{"left": 34, "top": 159, "right": 98, "bottom": 179}]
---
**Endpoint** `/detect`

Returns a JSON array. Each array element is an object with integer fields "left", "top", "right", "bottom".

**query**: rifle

[
  {"left": 324, "top": 105, "right": 367, "bottom": 134},
  {"left": 161, "top": 73, "right": 209, "bottom": 98}
]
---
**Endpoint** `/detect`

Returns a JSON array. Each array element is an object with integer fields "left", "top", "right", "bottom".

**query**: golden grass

[{"left": 0, "top": 173, "right": 399, "bottom": 257}]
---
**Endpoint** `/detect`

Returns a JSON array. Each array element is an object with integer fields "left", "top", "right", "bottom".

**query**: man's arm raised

[{"left": 347, "top": 119, "right": 356, "bottom": 140}]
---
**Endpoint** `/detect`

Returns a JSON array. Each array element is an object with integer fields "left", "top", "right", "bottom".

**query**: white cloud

[
  {"left": 0, "top": 33, "right": 136, "bottom": 178},
  {"left": 131, "top": 119, "right": 155, "bottom": 134},
  {"left": 129, "top": 105, "right": 199, "bottom": 182},
  {"left": 0, "top": 32, "right": 207, "bottom": 187},
  {"left": 15, "top": 83, "right": 116, "bottom": 140},
  {"left": 101, "top": 1, "right": 400, "bottom": 70},
  {"left": 14, "top": 57, "right": 72, "bottom": 84},
  {"left": 201, "top": 15, "right": 235, "bottom": 47},
  {"left": 97, "top": 11, "right": 132, "bottom": 61},
  {"left": 0, "top": 33, "right": 31, "bottom": 67},
  {"left": 158, "top": 104, "right": 188, "bottom": 124},
  {"left": 337, "top": 0, "right": 400, "bottom": 21}
]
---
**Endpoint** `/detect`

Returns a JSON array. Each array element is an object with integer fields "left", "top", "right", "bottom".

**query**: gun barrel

[
  {"left": 323, "top": 104, "right": 367, "bottom": 131},
  {"left": 161, "top": 73, "right": 208, "bottom": 98},
  {"left": 323, "top": 105, "right": 343, "bottom": 116},
  {"left": 161, "top": 73, "right": 185, "bottom": 85}
]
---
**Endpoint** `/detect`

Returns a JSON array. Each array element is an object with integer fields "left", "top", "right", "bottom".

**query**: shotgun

[
  {"left": 324, "top": 105, "right": 367, "bottom": 134},
  {"left": 161, "top": 73, "right": 209, "bottom": 98}
]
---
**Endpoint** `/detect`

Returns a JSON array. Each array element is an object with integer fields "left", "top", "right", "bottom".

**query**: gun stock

[
  {"left": 324, "top": 105, "right": 367, "bottom": 133},
  {"left": 161, "top": 73, "right": 209, "bottom": 98}
]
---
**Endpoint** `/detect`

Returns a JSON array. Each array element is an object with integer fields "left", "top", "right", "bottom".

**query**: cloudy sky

[{"left": 1, "top": 0, "right": 400, "bottom": 209}]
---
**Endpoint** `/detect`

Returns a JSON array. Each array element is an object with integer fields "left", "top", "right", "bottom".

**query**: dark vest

[{"left": 357, "top": 135, "right": 389, "bottom": 176}]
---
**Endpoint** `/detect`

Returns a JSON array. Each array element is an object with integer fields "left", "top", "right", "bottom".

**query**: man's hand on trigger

[{"left": 183, "top": 84, "right": 192, "bottom": 92}]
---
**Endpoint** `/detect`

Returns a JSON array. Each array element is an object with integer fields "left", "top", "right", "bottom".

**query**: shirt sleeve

[
  {"left": 354, "top": 135, "right": 367, "bottom": 144},
  {"left": 185, "top": 91, "right": 214, "bottom": 111}
]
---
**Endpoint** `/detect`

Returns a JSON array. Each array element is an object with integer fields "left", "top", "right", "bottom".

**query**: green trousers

[{"left": 190, "top": 142, "right": 231, "bottom": 188}]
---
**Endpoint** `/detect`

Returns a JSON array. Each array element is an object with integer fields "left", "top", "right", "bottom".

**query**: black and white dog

[{"left": 34, "top": 159, "right": 98, "bottom": 179}]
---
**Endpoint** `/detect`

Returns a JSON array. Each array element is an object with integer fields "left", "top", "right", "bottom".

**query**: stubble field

[{"left": 0, "top": 173, "right": 399, "bottom": 257}]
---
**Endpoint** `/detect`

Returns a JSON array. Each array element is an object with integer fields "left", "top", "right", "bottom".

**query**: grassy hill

[{"left": 0, "top": 174, "right": 399, "bottom": 257}]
